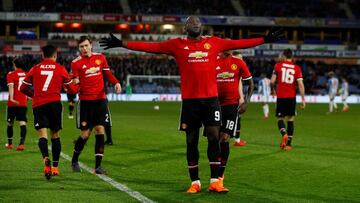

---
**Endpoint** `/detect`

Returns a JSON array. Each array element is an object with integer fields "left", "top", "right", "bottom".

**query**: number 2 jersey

[
  {"left": 273, "top": 61, "right": 303, "bottom": 98},
  {"left": 22, "top": 59, "right": 73, "bottom": 108},
  {"left": 216, "top": 55, "right": 252, "bottom": 106},
  {"left": 6, "top": 68, "right": 27, "bottom": 107}
]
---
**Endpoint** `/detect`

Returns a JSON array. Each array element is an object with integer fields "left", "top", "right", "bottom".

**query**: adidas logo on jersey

[
  {"left": 216, "top": 66, "right": 220, "bottom": 70},
  {"left": 82, "top": 65, "right": 87, "bottom": 69},
  {"left": 184, "top": 46, "right": 189, "bottom": 50}
]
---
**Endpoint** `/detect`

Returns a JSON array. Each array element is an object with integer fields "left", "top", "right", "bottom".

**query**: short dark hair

[
  {"left": 78, "top": 35, "right": 92, "bottom": 45},
  {"left": 42, "top": 45, "right": 58, "bottom": 58},
  {"left": 13, "top": 57, "right": 25, "bottom": 69},
  {"left": 283, "top": 49, "right": 293, "bottom": 59}
]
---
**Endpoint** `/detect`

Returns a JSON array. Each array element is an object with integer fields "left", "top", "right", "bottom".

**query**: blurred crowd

[{"left": 1, "top": 54, "right": 359, "bottom": 95}]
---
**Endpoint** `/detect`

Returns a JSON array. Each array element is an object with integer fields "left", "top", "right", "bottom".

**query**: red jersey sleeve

[
  {"left": 213, "top": 37, "right": 264, "bottom": 52},
  {"left": 238, "top": 60, "right": 252, "bottom": 80},
  {"left": 126, "top": 39, "right": 176, "bottom": 54},
  {"left": 71, "top": 62, "right": 79, "bottom": 78},
  {"left": 62, "top": 66, "right": 78, "bottom": 94},
  {"left": 101, "top": 54, "right": 110, "bottom": 69},
  {"left": 273, "top": 63, "right": 280, "bottom": 75},
  {"left": 23, "top": 67, "right": 34, "bottom": 85}
]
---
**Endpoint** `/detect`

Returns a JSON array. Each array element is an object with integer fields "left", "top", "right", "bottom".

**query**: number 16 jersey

[
  {"left": 273, "top": 61, "right": 303, "bottom": 98},
  {"left": 23, "top": 59, "right": 72, "bottom": 108}
]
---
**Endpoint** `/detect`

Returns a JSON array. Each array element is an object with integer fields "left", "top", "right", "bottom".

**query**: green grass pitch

[{"left": 1, "top": 101, "right": 360, "bottom": 202}]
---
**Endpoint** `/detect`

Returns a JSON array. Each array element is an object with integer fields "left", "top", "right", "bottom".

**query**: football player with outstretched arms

[{"left": 100, "top": 15, "right": 283, "bottom": 193}]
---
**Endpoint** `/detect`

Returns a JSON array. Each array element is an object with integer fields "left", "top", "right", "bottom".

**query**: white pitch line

[{"left": 48, "top": 145, "right": 155, "bottom": 203}]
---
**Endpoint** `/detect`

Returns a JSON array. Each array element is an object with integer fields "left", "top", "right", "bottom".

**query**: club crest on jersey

[
  {"left": 95, "top": 59, "right": 102, "bottom": 65},
  {"left": 81, "top": 121, "right": 87, "bottom": 126},
  {"left": 204, "top": 43, "right": 211, "bottom": 50},
  {"left": 188, "top": 51, "right": 208, "bottom": 59},
  {"left": 231, "top": 64, "right": 238, "bottom": 70},
  {"left": 181, "top": 123, "right": 187, "bottom": 130},
  {"left": 85, "top": 67, "right": 100, "bottom": 74},
  {"left": 217, "top": 72, "right": 235, "bottom": 79}
]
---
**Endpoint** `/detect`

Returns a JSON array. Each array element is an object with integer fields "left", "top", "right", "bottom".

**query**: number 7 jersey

[
  {"left": 23, "top": 59, "right": 72, "bottom": 108},
  {"left": 273, "top": 61, "right": 303, "bottom": 98}
]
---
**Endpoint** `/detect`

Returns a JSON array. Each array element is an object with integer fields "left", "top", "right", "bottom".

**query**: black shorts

[
  {"left": 33, "top": 101, "right": 62, "bottom": 131},
  {"left": 76, "top": 99, "right": 111, "bottom": 130},
  {"left": 220, "top": 104, "right": 239, "bottom": 137},
  {"left": 276, "top": 98, "right": 296, "bottom": 117},
  {"left": 7, "top": 106, "right": 28, "bottom": 123},
  {"left": 67, "top": 93, "right": 76, "bottom": 103},
  {"left": 179, "top": 97, "right": 221, "bottom": 131}
]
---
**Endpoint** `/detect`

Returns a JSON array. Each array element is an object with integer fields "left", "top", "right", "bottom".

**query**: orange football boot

[
  {"left": 280, "top": 134, "right": 288, "bottom": 149},
  {"left": 284, "top": 145, "right": 292, "bottom": 151},
  {"left": 5, "top": 143, "right": 13, "bottom": 149},
  {"left": 186, "top": 182, "right": 201, "bottom": 194},
  {"left": 16, "top": 144, "right": 25, "bottom": 151},
  {"left": 51, "top": 167, "right": 60, "bottom": 176},
  {"left": 44, "top": 158, "right": 52, "bottom": 180},
  {"left": 208, "top": 179, "right": 229, "bottom": 193},
  {"left": 234, "top": 140, "right": 247, "bottom": 147}
]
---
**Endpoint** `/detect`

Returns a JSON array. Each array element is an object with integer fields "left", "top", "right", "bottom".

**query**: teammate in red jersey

[
  {"left": 270, "top": 49, "right": 305, "bottom": 151},
  {"left": 100, "top": 16, "right": 283, "bottom": 193},
  {"left": 64, "top": 72, "right": 77, "bottom": 119},
  {"left": 20, "top": 45, "right": 78, "bottom": 179},
  {"left": 216, "top": 51, "right": 254, "bottom": 185},
  {"left": 70, "top": 36, "right": 121, "bottom": 174},
  {"left": 5, "top": 57, "right": 28, "bottom": 151}
]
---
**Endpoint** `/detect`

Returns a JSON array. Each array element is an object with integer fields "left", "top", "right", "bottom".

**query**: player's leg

[
  {"left": 16, "top": 107, "right": 27, "bottom": 151},
  {"left": 202, "top": 98, "right": 228, "bottom": 193},
  {"left": 342, "top": 95, "right": 349, "bottom": 112},
  {"left": 234, "top": 115, "right": 246, "bottom": 146},
  {"left": 179, "top": 99, "right": 202, "bottom": 193},
  {"left": 5, "top": 107, "right": 15, "bottom": 149},
  {"left": 285, "top": 116, "right": 295, "bottom": 150},
  {"left": 68, "top": 101, "right": 74, "bottom": 119},
  {"left": 50, "top": 130, "right": 61, "bottom": 175},
  {"left": 276, "top": 99, "right": 288, "bottom": 149},
  {"left": 92, "top": 99, "right": 110, "bottom": 174},
  {"left": 72, "top": 100, "right": 91, "bottom": 171},
  {"left": 185, "top": 128, "right": 201, "bottom": 193}
]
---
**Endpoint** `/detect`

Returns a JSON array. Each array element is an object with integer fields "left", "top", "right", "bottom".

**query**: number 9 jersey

[
  {"left": 273, "top": 61, "right": 303, "bottom": 98},
  {"left": 22, "top": 59, "right": 73, "bottom": 108}
]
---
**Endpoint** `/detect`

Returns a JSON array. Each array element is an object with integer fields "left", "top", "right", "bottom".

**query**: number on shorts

[
  {"left": 226, "top": 120, "right": 235, "bottom": 130},
  {"left": 214, "top": 111, "right": 220, "bottom": 121},
  {"left": 281, "top": 68, "right": 295, "bottom": 84},
  {"left": 40, "top": 71, "right": 54, "bottom": 91}
]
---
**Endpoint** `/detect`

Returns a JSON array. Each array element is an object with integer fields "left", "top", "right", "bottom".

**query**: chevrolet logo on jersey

[
  {"left": 188, "top": 51, "right": 208, "bottom": 59},
  {"left": 85, "top": 67, "right": 100, "bottom": 74},
  {"left": 217, "top": 72, "right": 235, "bottom": 79}
]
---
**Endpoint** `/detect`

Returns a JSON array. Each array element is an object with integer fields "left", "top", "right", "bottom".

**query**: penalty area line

[{"left": 48, "top": 145, "right": 155, "bottom": 203}]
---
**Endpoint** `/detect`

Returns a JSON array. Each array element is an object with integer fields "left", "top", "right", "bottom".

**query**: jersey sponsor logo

[
  {"left": 217, "top": 72, "right": 235, "bottom": 79},
  {"left": 95, "top": 59, "right": 102, "bottom": 65},
  {"left": 204, "top": 43, "right": 211, "bottom": 50},
  {"left": 231, "top": 64, "right": 237, "bottom": 70},
  {"left": 85, "top": 67, "right": 100, "bottom": 74},
  {"left": 40, "top": 65, "right": 55, "bottom": 69},
  {"left": 188, "top": 51, "right": 208, "bottom": 59}
]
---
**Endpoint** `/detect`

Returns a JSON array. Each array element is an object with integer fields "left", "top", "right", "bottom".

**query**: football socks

[
  {"left": 72, "top": 136, "right": 88, "bottom": 163},
  {"left": 51, "top": 138, "right": 61, "bottom": 167},
  {"left": 38, "top": 137, "right": 49, "bottom": 158},
  {"left": 7, "top": 126, "right": 13, "bottom": 145},
  {"left": 287, "top": 121, "right": 294, "bottom": 146},
  {"left": 277, "top": 120, "right": 287, "bottom": 136},
  {"left": 95, "top": 134, "right": 105, "bottom": 168},
  {"left": 219, "top": 142, "right": 230, "bottom": 177},
  {"left": 20, "top": 125, "right": 27, "bottom": 145}
]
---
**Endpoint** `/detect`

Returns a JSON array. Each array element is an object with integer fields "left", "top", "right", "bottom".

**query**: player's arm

[
  {"left": 19, "top": 78, "right": 34, "bottom": 98},
  {"left": 297, "top": 79, "right": 306, "bottom": 109},
  {"left": 103, "top": 69, "right": 121, "bottom": 94},
  {"left": 216, "top": 28, "right": 284, "bottom": 51},
  {"left": 270, "top": 73, "right": 277, "bottom": 96},
  {"left": 99, "top": 33, "right": 174, "bottom": 54},
  {"left": 243, "top": 78, "right": 254, "bottom": 103},
  {"left": 7, "top": 75, "right": 19, "bottom": 105}
]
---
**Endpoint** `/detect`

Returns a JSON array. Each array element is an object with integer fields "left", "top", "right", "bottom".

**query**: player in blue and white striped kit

[
  {"left": 340, "top": 76, "right": 349, "bottom": 112},
  {"left": 327, "top": 71, "right": 339, "bottom": 113},
  {"left": 258, "top": 74, "right": 271, "bottom": 119}
]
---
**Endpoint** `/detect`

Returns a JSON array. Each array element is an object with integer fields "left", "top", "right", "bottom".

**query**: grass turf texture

[{"left": 1, "top": 101, "right": 359, "bottom": 202}]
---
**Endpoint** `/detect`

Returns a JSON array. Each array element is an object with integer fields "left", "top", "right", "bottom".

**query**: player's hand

[
  {"left": 73, "top": 78, "right": 80, "bottom": 84},
  {"left": 99, "top": 33, "right": 123, "bottom": 50},
  {"left": 238, "top": 101, "right": 248, "bottom": 114},
  {"left": 271, "top": 89, "right": 276, "bottom": 96},
  {"left": 300, "top": 101, "right": 306, "bottom": 109},
  {"left": 10, "top": 99, "right": 19, "bottom": 106},
  {"left": 114, "top": 83, "right": 121, "bottom": 94},
  {"left": 264, "top": 27, "right": 285, "bottom": 43}
]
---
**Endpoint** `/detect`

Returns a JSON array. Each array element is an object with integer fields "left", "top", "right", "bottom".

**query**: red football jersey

[
  {"left": 127, "top": 36, "right": 263, "bottom": 99},
  {"left": 216, "top": 55, "right": 252, "bottom": 106},
  {"left": 273, "top": 61, "right": 303, "bottom": 98},
  {"left": 71, "top": 53, "right": 111, "bottom": 100},
  {"left": 6, "top": 68, "right": 27, "bottom": 107},
  {"left": 23, "top": 59, "right": 72, "bottom": 108}
]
